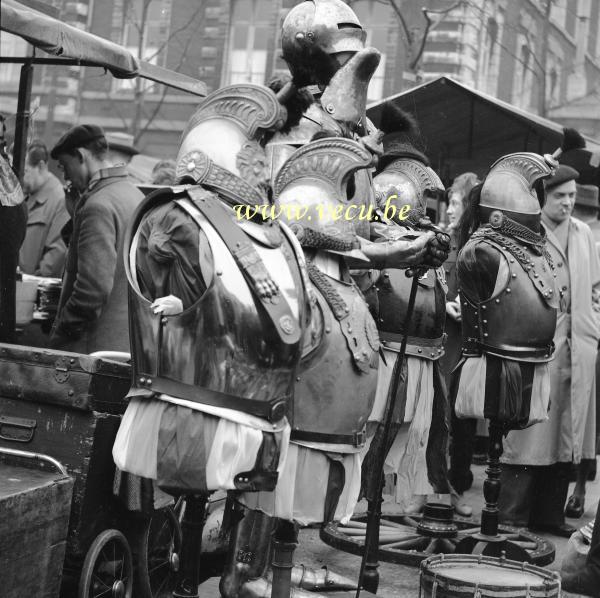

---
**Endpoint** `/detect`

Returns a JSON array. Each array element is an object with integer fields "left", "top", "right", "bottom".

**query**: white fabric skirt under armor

[{"left": 113, "top": 395, "right": 362, "bottom": 526}]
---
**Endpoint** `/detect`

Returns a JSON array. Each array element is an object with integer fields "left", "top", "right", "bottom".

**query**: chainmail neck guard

[{"left": 474, "top": 212, "right": 553, "bottom": 268}]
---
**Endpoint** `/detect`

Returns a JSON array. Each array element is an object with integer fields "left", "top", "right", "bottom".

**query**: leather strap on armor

[
  {"left": 136, "top": 374, "right": 288, "bottom": 423},
  {"left": 307, "top": 261, "right": 372, "bottom": 373},
  {"left": 461, "top": 338, "right": 554, "bottom": 360},
  {"left": 291, "top": 426, "right": 367, "bottom": 448},
  {"left": 306, "top": 261, "right": 349, "bottom": 321},
  {"left": 180, "top": 188, "right": 301, "bottom": 345}
]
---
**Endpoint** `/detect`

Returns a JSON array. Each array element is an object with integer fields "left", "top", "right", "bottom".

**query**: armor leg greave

[{"left": 219, "top": 502, "right": 275, "bottom": 598}]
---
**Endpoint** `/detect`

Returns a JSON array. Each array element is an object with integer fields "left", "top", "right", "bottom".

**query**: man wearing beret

[
  {"left": 49, "top": 124, "right": 144, "bottom": 353},
  {"left": 499, "top": 165, "right": 600, "bottom": 538}
]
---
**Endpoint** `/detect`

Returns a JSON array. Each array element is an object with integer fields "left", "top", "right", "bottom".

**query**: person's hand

[
  {"left": 151, "top": 295, "right": 184, "bottom": 316},
  {"left": 422, "top": 231, "right": 451, "bottom": 268},
  {"left": 446, "top": 300, "right": 461, "bottom": 321}
]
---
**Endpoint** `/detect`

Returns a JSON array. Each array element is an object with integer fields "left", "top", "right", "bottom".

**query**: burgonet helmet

[
  {"left": 374, "top": 159, "right": 444, "bottom": 221},
  {"left": 281, "top": 0, "right": 367, "bottom": 87},
  {"left": 479, "top": 152, "right": 555, "bottom": 229},
  {"left": 175, "top": 84, "right": 287, "bottom": 204}
]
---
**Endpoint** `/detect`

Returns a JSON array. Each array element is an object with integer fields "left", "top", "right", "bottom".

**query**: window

[
  {"left": 550, "top": 0, "right": 567, "bottom": 30},
  {"left": 350, "top": 1, "right": 390, "bottom": 102},
  {"left": 0, "top": 32, "right": 28, "bottom": 85},
  {"left": 226, "top": 0, "right": 271, "bottom": 85},
  {"left": 112, "top": 0, "right": 172, "bottom": 92},
  {"left": 512, "top": 39, "right": 535, "bottom": 109},
  {"left": 478, "top": 16, "right": 503, "bottom": 96}
]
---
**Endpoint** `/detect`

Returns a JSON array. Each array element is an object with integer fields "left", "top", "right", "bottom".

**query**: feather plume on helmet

[{"left": 375, "top": 102, "right": 430, "bottom": 173}]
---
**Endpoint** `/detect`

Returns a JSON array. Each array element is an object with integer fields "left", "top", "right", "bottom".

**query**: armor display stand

[
  {"left": 454, "top": 420, "right": 531, "bottom": 561},
  {"left": 173, "top": 494, "right": 209, "bottom": 598}
]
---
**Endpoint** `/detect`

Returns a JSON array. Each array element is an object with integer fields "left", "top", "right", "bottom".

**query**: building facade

[{"left": 1, "top": 0, "right": 599, "bottom": 159}]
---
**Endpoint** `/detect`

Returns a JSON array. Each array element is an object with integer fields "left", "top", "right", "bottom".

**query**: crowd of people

[{"left": 1, "top": 1, "right": 600, "bottom": 596}]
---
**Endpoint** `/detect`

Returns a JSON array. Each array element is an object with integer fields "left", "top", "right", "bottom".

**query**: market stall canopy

[
  {"left": 367, "top": 76, "right": 600, "bottom": 186},
  {"left": 1, "top": 0, "right": 207, "bottom": 96}
]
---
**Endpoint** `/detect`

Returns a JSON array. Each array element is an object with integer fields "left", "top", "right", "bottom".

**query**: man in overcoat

[
  {"left": 500, "top": 165, "right": 600, "bottom": 537},
  {"left": 49, "top": 124, "right": 143, "bottom": 353}
]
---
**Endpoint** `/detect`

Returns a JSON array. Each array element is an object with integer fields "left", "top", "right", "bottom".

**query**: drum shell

[{"left": 419, "top": 555, "right": 560, "bottom": 597}]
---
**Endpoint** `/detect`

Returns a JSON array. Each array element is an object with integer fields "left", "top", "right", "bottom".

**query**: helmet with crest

[
  {"left": 373, "top": 102, "right": 444, "bottom": 221},
  {"left": 479, "top": 153, "right": 554, "bottom": 232}
]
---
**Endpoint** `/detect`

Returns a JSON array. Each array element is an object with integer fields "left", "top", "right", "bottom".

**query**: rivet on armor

[
  {"left": 296, "top": 32, "right": 305, "bottom": 40},
  {"left": 417, "top": 348, "right": 422, "bottom": 353},
  {"left": 186, "top": 161, "right": 195, "bottom": 172},
  {"left": 216, "top": 269, "right": 223, "bottom": 276},
  {"left": 506, "top": 288, "right": 511, "bottom": 293},
  {"left": 347, "top": 327, "right": 353, "bottom": 333},
  {"left": 326, "top": 103, "right": 335, "bottom": 114},
  {"left": 68, "top": 390, "right": 74, "bottom": 397},
  {"left": 162, "top": 317, "right": 168, "bottom": 324},
  {"left": 484, "top": 333, "right": 489, "bottom": 337},
  {"left": 481, "top": 305, "right": 486, "bottom": 310},
  {"left": 296, "top": 377, "right": 300, "bottom": 382},
  {"left": 510, "top": 258, "right": 515, "bottom": 263},
  {"left": 430, "top": 352, "right": 435, "bottom": 357},
  {"left": 533, "top": 273, "right": 538, "bottom": 278},
  {"left": 146, "top": 379, "right": 152, "bottom": 387},
  {"left": 512, "top": 273, "right": 517, "bottom": 278},
  {"left": 474, "top": 325, "right": 478, "bottom": 329},
  {"left": 325, "top": 327, "right": 331, "bottom": 333},
  {"left": 495, "top": 299, "right": 500, "bottom": 304},
  {"left": 345, "top": 307, "right": 350, "bottom": 313},
  {"left": 69, "top": 358, "right": 75, "bottom": 364},
  {"left": 483, "top": 319, "right": 487, "bottom": 324},
  {"left": 139, "top": 377, "right": 146, "bottom": 385}
]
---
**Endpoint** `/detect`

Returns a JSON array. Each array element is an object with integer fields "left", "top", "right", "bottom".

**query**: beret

[
  {"left": 545, "top": 164, "right": 579, "bottom": 191},
  {"left": 105, "top": 131, "right": 139, "bottom": 156},
  {"left": 50, "top": 124, "right": 105, "bottom": 159},
  {"left": 575, "top": 183, "right": 599, "bottom": 210}
]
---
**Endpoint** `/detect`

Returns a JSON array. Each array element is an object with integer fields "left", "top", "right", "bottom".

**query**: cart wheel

[
  {"left": 78, "top": 529, "right": 133, "bottom": 598},
  {"left": 133, "top": 507, "right": 182, "bottom": 598}
]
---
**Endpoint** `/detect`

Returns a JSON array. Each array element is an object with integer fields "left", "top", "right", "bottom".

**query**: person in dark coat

[
  {"left": 49, "top": 124, "right": 144, "bottom": 353},
  {"left": 0, "top": 141, "right": 27, "bottom": 342},
  {"left": 20, "top": 141, "right": 69, "bottom": 277}
]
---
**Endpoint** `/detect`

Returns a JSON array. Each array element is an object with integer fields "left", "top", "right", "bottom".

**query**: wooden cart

[{"left": 0, "top": 343, "right": 181, "bottom": 598}]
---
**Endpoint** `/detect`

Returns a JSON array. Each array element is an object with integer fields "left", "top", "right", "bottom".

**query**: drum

[{"left": 420, "top": 554, "right": 561, "bottom": 597}]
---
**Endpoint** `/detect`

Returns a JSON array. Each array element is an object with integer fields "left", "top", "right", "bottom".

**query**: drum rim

[{"left": 420, "top": 554, "right": 560, "bottom": 590}]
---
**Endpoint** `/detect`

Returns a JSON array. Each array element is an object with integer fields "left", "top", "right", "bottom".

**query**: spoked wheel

[
  {"left": 78, "top": 529, "right": 133, "bottom": 598},
  {"left": 320, "top": 512, "right": 555, "bottom": 568},
  {"left": 132, "top": 506, "right": 182, "bottom": 598}
]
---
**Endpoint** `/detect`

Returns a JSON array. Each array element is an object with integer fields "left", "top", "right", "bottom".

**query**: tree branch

[
  {"left": 134, "top": 6, "right": 204, "bottom": 142},
  {"left": 144, "top": 3, "right": 204, "bottom": 64}
]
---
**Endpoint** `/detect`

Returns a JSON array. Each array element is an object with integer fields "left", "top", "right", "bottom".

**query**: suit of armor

[
  {"left": 361, "top": 153, "right": 451, "bottom": 510},
  {"left": 113, "top": 83, "right": 315, "bottom": 597},
  {"left": 453, "top": 153, "right": 558, "bottom": 429},
  {"left": 220, "top": 3, "right": 449, "bottom": 597}
]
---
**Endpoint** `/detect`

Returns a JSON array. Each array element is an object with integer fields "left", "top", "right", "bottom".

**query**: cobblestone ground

[{"left": 198, "top": 464, "right": 600, "bottom": 597}]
